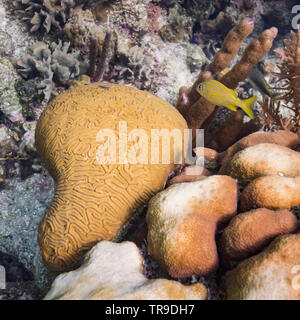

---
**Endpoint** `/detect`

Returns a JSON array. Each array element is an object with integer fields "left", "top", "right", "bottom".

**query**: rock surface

[
  {"left": 222, "top": 143, "right": 300, "bottom": 180},
  {"left": 44, "top": 241, "right": 208, "bottom": 300},
  {"left": 225, "top": 234, "right": 300, "bottom": 300},
  {"left": 0, "top": 172, "right": 54, "bottom": 293},
  {"left": 240, "top": 176, "right": 300, "bottom": 211},
  {"left": 146, "top": 176, "right": 238, "bottom": 278},
  {"left": 219, "top": 208, "right": 298, "bottom": 265}
]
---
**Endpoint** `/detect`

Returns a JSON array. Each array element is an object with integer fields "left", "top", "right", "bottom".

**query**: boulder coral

[
  {"left": 225, "top": 234, "right": 300, "bottom": 300},
  {"left": 35, "top": 83, "right": 188, "bottom": 273},
  {"left": 219, "top": 130, "right": 300, "bottom": 172},
  {"left": 240, "top": 175, "right": 300, "bottom": 211},
  {"left": 146, "top": 176, "right": 238, "bottom": 278},
  {"left": 44, "top": 241, "right": 208, "bottom": 300},
  {"left": 222, "top": 143, "right": 300, "bottom": 180},
  {"left": 219, "top": 208, "right": 298, "bottom": 266}
]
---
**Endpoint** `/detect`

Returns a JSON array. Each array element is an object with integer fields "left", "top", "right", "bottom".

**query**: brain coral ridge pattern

[{"left": 35, "top": 83, "right": 187, "bottom": 273}]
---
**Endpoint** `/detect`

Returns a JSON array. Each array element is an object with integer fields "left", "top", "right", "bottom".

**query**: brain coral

[{"left": 35, "top": 83, "right": 187, "bottom": 273}]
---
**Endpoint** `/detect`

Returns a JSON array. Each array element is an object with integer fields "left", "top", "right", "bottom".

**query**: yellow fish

[{"left": 196, "top": 80, "right": 257, "bottom": 119}]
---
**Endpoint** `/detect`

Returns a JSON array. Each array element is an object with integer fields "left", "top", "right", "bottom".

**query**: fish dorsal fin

[{"left": 210, "top": 80, "right": 238, "bottom": 99}]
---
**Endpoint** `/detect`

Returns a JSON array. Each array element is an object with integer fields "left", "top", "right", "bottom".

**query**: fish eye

[{"left": 198, "top": 84, "right": 202, "bottom": 90}]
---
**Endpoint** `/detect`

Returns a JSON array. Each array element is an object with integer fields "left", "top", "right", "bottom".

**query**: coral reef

[
  {"left": 146, "top": 176, "right": 237, "bottom": 278},
  {"left": 225, "top": 234, "right": 300, "bottom": 300},
  {"left": 44, "top": 241, "right": 208, "bottom": 300},
  {"left": 4, "top": 0, "right": 300, "bottom": 301},
  {"left": 16, "top": 40, "right": 86, "bottom": 101},
  {"left": 219, "top": 208, "right": 298, "bottom": 266},
  {"left": 35, "top": 83, "right": 187, "bottom": 273}
]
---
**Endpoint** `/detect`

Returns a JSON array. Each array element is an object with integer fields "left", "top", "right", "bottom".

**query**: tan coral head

[{"left": 35, "top": 83, "right": 188, "bottom": 273}]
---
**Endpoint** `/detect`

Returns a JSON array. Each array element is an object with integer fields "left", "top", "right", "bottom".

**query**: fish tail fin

[{"left": 239, "top": 96, "right": 257, "bottom": 119}]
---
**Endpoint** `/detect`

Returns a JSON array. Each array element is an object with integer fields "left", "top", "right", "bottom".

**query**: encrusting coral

[
  {"left": 16, "top": 40, "right": 86, "bottom": 101},
  {"left": 176, "top": 18, "right": 278, "bottom": 149},
  {"left": 35, "top": 83, "right": 187, "bottom": 273}
]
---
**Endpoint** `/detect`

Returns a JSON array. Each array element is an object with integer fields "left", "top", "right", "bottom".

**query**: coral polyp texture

[{"left": 35, "top": 83, "right": 187, "bottom": 273}]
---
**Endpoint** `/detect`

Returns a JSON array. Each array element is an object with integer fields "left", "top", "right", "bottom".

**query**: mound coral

[
  {"left": 14, "top": 0, "right": 83, "bottom": 33},
  {"left": 35, "top": 83, "right": 187, "bottom": 273},
  {"left": 225, "top": 234, "right": 300, "bottom": 300},
  {"left": 146, "top": 176, "right": 238, "bottom": 278},
  {"left": 176, "top": 18, "right": 278, "bottom": 149},
  {"left": 222, "top": 143, "right": 300, "bottom": 180},
  {"left": 44, "top": 241, "right": 208, "bottom": 300},
  {"left": 219, "top": 208, "right": 298, "bottom": 266},
  {"left": 219, "top": 130, "right": 300, "bottom": 171},
  {"left": 240, "top": 175, "right": 300, "bottom": 211},
  {"left": 16, "top": 40, "right": 86, "bottom": 101}
]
